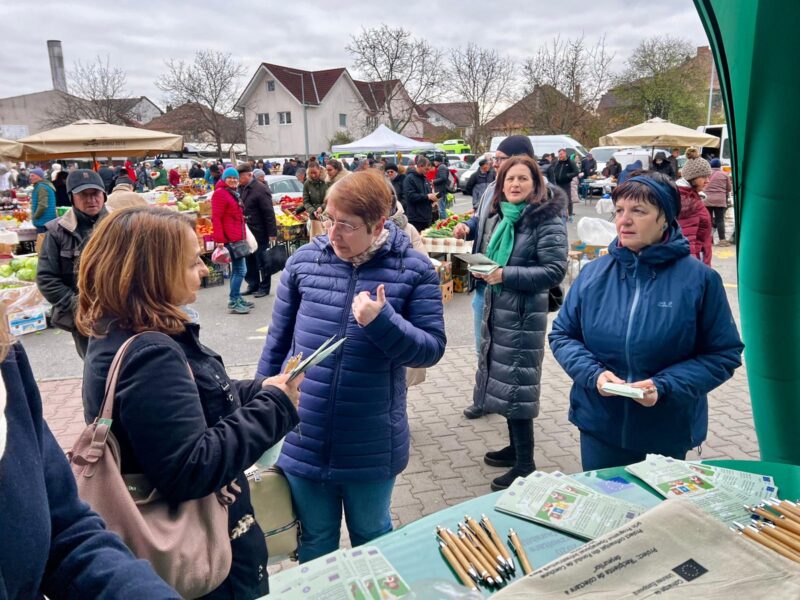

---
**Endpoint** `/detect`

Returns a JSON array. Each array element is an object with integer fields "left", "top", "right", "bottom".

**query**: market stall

[{"left": 331, "top": 124, "right": 436, "bottom": 154}]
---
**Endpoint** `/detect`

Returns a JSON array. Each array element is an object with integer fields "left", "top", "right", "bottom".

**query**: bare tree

[
  {"left": 447, "top": 44, "right": 515, "bottom": 151},
  {"left": 612, "top": 36, "right": 706, "bottom": 127},
  {"left": 521, "top": 35, "right": 614, "bottom": 141},
  {"left": 347, "top": 25, "right": 443, "bottom": 134},
  {"left": 46, "top": 56, "right": 133, "bottom": 127},
  {"left": 156, "top": 50, "right": 247, "bottom": 157}
]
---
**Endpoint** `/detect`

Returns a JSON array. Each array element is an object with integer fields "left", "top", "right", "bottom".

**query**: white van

[
  {"left": 696, "top": 124, "right": 730, "bottom": 167},
  {"left": 489, "top": 135, "right": 589, "bottom": 159}
]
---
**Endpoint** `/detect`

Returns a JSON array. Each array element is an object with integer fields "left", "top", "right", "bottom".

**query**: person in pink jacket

[{"left": 703, "top": 158, "right": 733, "bottom": 246}]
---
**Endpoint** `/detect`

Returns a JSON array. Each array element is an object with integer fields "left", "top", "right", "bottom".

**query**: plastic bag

[
  {"left": 211, "top": 245, "right": 230, "bottom": 264},
  {"left": 577, "top": 217, "right": 616, "bottom": 246}
]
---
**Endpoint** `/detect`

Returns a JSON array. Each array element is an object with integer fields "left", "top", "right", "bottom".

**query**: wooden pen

[
  {"left": 748, "top": 505, "right": 800, "bottom": 537},
  {"left": 765, "top": 500, "right": 800, "bottom": 525},
  {"left": 508, "top": 528, "right": 533, "bottom": 574},
  {"left": 459, "top": 524, "right": 503, "bottom": 583},
  {"left": 465, "top": 515, "right": 507, "bottom": 575},
  {"left": 439, "top": 541, "right": 478, "bottom": 591},
  {"left": 453, "top": 530, "right": 494, "bottom": 585},
  {"left": 755, "top": 522, "right": 800, "bottom": 554},
  {"left": 738, "top": 524, "right": 800, "bottom": 564},
  {"left": 436, "top": 528, "right": 478, "bottom": 583},
  {"left": 482, "top": 514, "right": 515, "bottom": 573}
]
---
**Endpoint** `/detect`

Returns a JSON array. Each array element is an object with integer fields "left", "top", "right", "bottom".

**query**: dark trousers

[
  {"left": 244, "top": 242, "right": 271, "bottom": 293},
  {"left": 707, "top": 206, "right": 727, "bottom": 241},
  {"left": 558, "top": 184, "right": 573, "bottom": 216},
  {"left": 579, "top": 430, "right": 687, "bottom": 471},
  {"left": 508, "top": 418, "right": 536, "bottom": 470},
  {"left": 72, "top": 331, "right": 88, "bottom": 359}
]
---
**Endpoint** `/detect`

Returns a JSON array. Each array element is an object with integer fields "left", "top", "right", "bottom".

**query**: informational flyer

[
  {"left": 625, "top": 455, "right": 778, "bottom": 525},
  {"left": 494, "top": 471, "right": 646, "bottom": 540},
  {"left": 268, "top": 547, "right": 412, "bottom": 599}
]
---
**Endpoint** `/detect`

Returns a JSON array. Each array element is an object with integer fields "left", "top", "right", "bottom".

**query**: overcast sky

[{"left": 1, "top": 0, "right": 710, "bottom": 105}]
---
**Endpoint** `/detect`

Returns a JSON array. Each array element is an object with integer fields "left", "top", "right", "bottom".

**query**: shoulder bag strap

[{"left": 97, "top": 332, "right": 150, "bottom": 423}]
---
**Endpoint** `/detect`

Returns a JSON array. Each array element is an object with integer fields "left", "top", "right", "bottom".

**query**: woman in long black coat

[{"left": 470, "top": 156, "right": 568, "bottom": 490}]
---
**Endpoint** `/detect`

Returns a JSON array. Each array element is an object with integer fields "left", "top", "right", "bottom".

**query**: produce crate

[
  {"left": 570, "top": 241, "right": 606, "bottom": 258},
  {"left": 451, "top": 258, "right": 470, "bottom": 293},
  {"left": 202, "top": 262, "right": 225, "bottom": 288},
  {"left": 277, "top": 224, "right": 306, "bottom": 243},
  {"left": 435, "top": 260, "right": 452, "bottom": 285},
  {"left": 440, "top": 280, "right": 453, "bottom": 304}
]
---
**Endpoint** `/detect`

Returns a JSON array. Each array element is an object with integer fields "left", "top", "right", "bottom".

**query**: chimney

[{"left": 47, "top": 40, "right": 68, "bottom": 93}]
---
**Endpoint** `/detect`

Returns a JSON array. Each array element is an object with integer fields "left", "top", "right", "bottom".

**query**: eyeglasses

[
  {"left": 494, "top": 156, "right": 507, "bottom": 164},
  {"left": 320, "top": 213, "right": 365, "bottom": 234}
]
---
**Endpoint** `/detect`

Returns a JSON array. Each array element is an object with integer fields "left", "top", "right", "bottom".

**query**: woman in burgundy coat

[{"left": 676, "top": 148, "right": 713, "bottom": 265}]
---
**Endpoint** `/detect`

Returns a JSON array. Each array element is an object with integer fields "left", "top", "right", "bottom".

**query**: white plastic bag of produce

[{"left": 577, "top": 217, "right": 617, "bottom": 246}]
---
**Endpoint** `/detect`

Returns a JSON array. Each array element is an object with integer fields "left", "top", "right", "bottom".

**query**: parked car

[
  {"left": 436, "top": 139, "right": 472, "bottom": 154},
  {"left": 448, "top": 160, "right": 470, "bottom": 188},
  {"left": 489, "top": 135, "right": 589, "bottom": 160},
  {"left": 589, "top": 146, "right": 642, "bottom": 174},
  {"left": 265, "top": 175, "right": 303, "bottom": 203}
]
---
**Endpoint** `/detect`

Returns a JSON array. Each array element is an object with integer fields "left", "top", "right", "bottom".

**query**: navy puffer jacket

[
  {"left": 473, "top": 191, "right": 568, "bottom": 420},
  {"left": 257, "top": 222, "right": 446, "bottom": 482},
  {"left": 549, "top": 228, "right": 744, "bottom": 454}
]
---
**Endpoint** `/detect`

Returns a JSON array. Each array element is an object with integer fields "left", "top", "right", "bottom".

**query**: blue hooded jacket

[
  {"left": 617, "top": 160, "right": 643, "bottom": 185},
  {"left": 257, "top": 222, "right": 446, "bottom": 482},
  {"left": 548, "top": 227, "right": 743, "bottom": 453}
]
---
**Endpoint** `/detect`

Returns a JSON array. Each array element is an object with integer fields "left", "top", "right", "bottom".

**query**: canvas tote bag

[{"left": 68, "top": 333, "right": 232, "bottom": 599}]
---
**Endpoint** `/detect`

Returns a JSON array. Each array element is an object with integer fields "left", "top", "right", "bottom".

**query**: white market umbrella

[
  {"left": 331, "top": 124, "right": 435, "bottom": 153},
  {"left": 18, "top": 119, "right": 183, "bottom": 161},
  {"left": 0, "top": 137, "right": 22, "bottom": 160},
  {"left": 599, "top": 118, "right": 720, "bottom": 149}
]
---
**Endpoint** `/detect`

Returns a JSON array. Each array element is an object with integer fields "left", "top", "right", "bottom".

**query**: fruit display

[
  {"left": 1, "top": 255, "right": 38, "bottom": 282},
  {"left": 177, "top": 194, "right": 200, "bottom": 212},
  {"left": 277, "top": 213, "right": 304, "bottom": 227},
  {"left": 279, "top": 195, "right": 308, "bottom": 222},
  {"left": 195, "top": 217, "right": 213, "bottom": 237},
  {"left": 423, "top": 212, "right": 473, "bottom": 238}
]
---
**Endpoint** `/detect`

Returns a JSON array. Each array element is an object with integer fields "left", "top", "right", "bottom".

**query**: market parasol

[
  {"left": 331, "top": 124, "right": 436, "bottom": 153},
  {"left": 0, "top": 137, "right": 23, "bottom": 160},
  {"left": 599, "top": 117, "right": 720, "bottom": 149},
  {"left": 17, "top": 119, "right": 183, "bottom": 161}
]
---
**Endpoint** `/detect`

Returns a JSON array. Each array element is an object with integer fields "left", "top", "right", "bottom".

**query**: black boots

[{"left": 490, "top": 419, "right": 535, "bottom": 491}]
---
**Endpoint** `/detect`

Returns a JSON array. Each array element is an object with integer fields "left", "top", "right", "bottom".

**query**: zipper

[
  {"left": 624, "top": 257, "right": 642, "bottom": 383},
  {"left": 321, "top": 265, "right": 358, "bottom": 481}
]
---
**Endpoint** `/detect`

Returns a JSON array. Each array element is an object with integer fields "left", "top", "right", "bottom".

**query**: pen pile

[
  {"left": 732, "top": 498, "right": 800, "bottom": 564},
  {"left": 435, "top": 514, "right": 532, "bottom": 592}
]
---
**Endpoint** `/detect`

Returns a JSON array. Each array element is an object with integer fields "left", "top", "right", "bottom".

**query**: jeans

[
  {"left": 471, "top": 283, "right": 486, "bottom": 357},
  {"left": 579, "top": 430, "right": 688, "bottom": 471},
  {"left": 285, "top": 474, "right": 396, "bottom": 563},
  {"left": 438, "top": 193, "right": 448, "bottom": 222},
  {"left": 228, "top": 256, "right": 247, "bottom": 302}
]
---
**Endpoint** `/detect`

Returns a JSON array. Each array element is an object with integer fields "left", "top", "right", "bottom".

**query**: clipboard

[{"left": 284, "top": 335, "right": 347, "bottom": 382}]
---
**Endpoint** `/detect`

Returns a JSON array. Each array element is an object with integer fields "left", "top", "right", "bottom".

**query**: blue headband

[{"left": 626, "top": 175, "right": 681, "bottom": 224}]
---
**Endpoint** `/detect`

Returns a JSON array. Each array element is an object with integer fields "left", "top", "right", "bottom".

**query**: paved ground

[{"left": 34, "top": 195, "right": 751, "bottom": 574}]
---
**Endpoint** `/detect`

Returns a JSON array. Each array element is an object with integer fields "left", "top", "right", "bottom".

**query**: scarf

[
  {"left": 346, "top": 228, "right": 390, "bottom": 268},
  {"left": 485, "top": 201, "right": 526, "bottom": 292}
]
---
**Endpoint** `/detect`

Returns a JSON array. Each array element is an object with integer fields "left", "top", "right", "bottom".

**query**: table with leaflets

[{"left": 267, "top": 460, "right": 800, "bottom": 598}]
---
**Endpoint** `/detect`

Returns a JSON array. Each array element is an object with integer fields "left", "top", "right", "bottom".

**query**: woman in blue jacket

[
  {"left": 549, "top": 172, "right": 744, "bottom": 470},
  {"left": 258, "top": 169, "right": 446, "bottom": 563},
  {"left": 0, "top": 316, "right": 180, "bottom": 599}
]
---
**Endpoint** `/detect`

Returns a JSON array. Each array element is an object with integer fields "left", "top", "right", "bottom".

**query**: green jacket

[
  {"left": 302, "top": 178, "right": 328, "bottom": 219},
  {"left": 152, "top": 168, "right": 168, "bottom": 187}
]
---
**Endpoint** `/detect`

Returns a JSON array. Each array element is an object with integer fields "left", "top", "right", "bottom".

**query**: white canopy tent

[{"left": 331, "top": 124, "right": 435, "bottom": 154}]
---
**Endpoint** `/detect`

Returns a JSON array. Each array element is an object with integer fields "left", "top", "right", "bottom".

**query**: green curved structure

[{"left": 695, "top": 1, "right": 800, "bottom": 463}]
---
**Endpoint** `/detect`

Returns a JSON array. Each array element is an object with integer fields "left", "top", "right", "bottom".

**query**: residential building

[
  {"left": 419, "top": 102, "right": 476, "bottom": 139},
  {"left": 109, "top": 97, "right": 163, "bottom": 124},
  {"left": 141, "top": 102, "right": 244, "bottom": 147},
  {"left": 0, "top": 90, "right": 71, "bottom": 138},
  {"left": 236, "top": 63, "right": 422, "bottom": 157}
]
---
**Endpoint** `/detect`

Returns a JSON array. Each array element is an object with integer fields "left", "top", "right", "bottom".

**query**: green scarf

[{"left": 485, "top": 201, "right": 526, "bottom": 291}]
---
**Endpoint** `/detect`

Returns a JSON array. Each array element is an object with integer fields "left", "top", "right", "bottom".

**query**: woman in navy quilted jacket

[
  {"left": 258, "top": 170, "right": 446, "bottom": 563},
  {"left": 549, "top": 172, "right": 743, "bottom": 471}
]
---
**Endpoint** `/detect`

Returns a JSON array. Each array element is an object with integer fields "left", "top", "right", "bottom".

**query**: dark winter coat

[
  {"left": 240, "top": 179, "right": 276, "bottom": 244},
  {"left": 83, "top": 325, "right": 299, "bottom": 599},
  {"left": 580, "top": 156, "right": 597, "bottom": 178},
  {"left": 602, "top": 161, "right": 622, "bottom": 179},
  {"left": 211, "top": 181, "right": 246, "bottom": 244},
  {"left": 548, "top": 158, "right": 579, "bottom": 187},
  {"left": 472, "top": 190, "right": 568, "bottom": 419},
  {"left": 549, "top": 227, "right": 743, "bottom": 454},
  {"left": 652, "top": 153, "right": 676, "bottom": 179},
  {"left": 389, "top": 173, "right": 407, "bottom": 211},
  {"left": 302, "top": 177, "right": 328, "bottom": 220},
  {"left": 257, "top": 222, "right": 446, "bottom": 483},
  {"left": 465, "top": 168, "right": 495, "bottom": 210},
  {"left": 617, "top": 160, "right": 642, "bottom": 185},
  {"left": 36, "top": 207, "right": 109, "bottom": 332},
  {"left": 402, "top": 170, "right": 433, "bottom": 226},
  {"left": 98, "top": 166, "right": 116, "bottom": 193},
  {"left": 0, "top": 343, "right": 180, "bottom": 600},
  {"left": 677, "top": 181, "right": 713, "bottom": 265},
  {"left": 432, "top": 163, "right": 450, "bottom": 195}
]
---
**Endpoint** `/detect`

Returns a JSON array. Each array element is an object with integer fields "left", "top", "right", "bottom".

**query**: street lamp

[{"left": 286, "top": 70, "right": 310, "bottom": 160}]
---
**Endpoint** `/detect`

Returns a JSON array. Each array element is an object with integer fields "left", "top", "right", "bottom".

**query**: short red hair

[{"left": 325, "top": 169, "right": 392, "bottom": 231}]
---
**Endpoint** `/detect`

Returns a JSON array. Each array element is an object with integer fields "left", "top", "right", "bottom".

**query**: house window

[
  {"left": 257, "top": 113, "right": 270, "bottom": 126},
  {"left": 279, "top": 111, "right": 292, "bottom": 124},
  {"left": 339, "top": 113, "right": 347, "bottom": 127},
  {"left": 267, "top": 80, "right": 276, "bottom": 92},
  {"left": 366, "top": 115, "right": 378, "bottom": 130}
]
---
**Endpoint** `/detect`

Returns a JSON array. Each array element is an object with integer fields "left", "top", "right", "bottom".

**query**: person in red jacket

[
  {"left": 211, "top": 167, "right": 253, "bottom": 314},
  {"left": 676, "top": 147, "right": 713, "bottom": 265},
  {"left": 168, "top": 167, "right": 181, "bottom": 187}
]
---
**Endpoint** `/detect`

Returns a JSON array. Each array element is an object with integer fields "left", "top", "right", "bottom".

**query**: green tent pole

[{"left": 695, "top": 0, "right": 800, "bottom": 463}]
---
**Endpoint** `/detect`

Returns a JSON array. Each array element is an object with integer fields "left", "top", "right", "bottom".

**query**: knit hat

[
  {"left": 222, "top": 167, "right": 239, "bottom": 180},
  {"left": 497, "top": 135, "right": 534, "bottom": 158},
  {"left": 30, "top": 168, "right": 46, "bottom": 179},
  {"left": 710, "top": 158, "right": 721, "bottom": 168},
  {"left": 252, "top": 168, "right": 266, "bottom": 179},
  {"left": 681, "top": 147, "right": 712, "bottom": 181},
  {"left": 113, "top": 176, "right": 133, "bottom": 190},
  {"left": 384, "top": 163, "right": 399, "bottom": 172}
]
